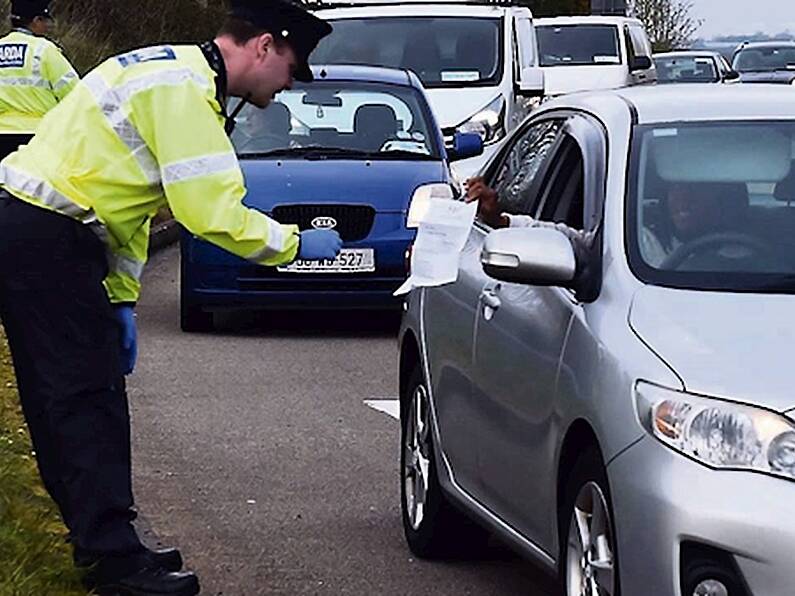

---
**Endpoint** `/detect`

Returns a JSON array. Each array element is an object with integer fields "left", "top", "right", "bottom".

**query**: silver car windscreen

[{"left": 627, "top": 121, "right": 795, "bottom": 292}]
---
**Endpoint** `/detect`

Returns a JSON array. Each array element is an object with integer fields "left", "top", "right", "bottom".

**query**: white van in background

[
  {"left": 308, "top": 0, "right": 545, "bottom": 179},
  {"left": 536, "top": 15, "right": 656, "bottom": 97}
]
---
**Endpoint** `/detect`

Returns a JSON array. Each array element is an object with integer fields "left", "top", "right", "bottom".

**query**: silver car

[
  {"left": 398, "top": 84, "right": 795, "bottom": 596},
  {"left": 653, "top": 50, "right": 739, "bottom": 84}
]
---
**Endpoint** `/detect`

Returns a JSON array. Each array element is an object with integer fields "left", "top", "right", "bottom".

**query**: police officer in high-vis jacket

[
  {"left": 0, "top": 0, "right": 339, "bottom": 594},
  {"left": 0, "top": 0, "right": 78, "bottom": 158}
]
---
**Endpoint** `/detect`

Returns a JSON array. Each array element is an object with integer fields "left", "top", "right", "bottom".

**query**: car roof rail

[{"left": 305, "top": 0, "right": 521, "bottom": 9}]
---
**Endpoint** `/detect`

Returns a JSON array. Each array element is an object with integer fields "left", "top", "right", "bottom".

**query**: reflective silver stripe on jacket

[
  {"left": 246, "top": 218, "right": 288, "bottom": 261},
  {"left": 31, "top": 41, "right": 45, "bottom": 79},
  {"left": 161, "top": 152, "right": 238, "bottom": 185},
  {"left": 53, "top": 71, "right": 78, "bottom": 92},
  {"left": 108, "top": 252, "right": 145, "bottom": 281},
  {"left": 83, "top": 72, "right": 161, "bottom": 185},
  {"left": 82, "top": 67, "right": 212, "bottom": 186},
  {"left": 0, "top": 77, "right": 49, "bottom": 88},
  {"left": 0, "top": 164, "right": 107, "bottom": 241}
]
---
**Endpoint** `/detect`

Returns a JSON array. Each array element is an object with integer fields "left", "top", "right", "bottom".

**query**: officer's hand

[
  {"left": 113, "top": 306, "right": 137, "bottom": 376},
  {"left": 464, "top": 176, "right": 508, "bottom": 228},
  {"left": 298, "top": 229, "right": 343, "bottom": 261}
]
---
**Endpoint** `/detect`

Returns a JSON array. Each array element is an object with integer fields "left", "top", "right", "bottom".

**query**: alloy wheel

[
  {"left": 565, "top": 481, "right": 616, "bottom": 596},
  {"left": 403, "top": 382, "right": 431, "bottom": 531}
]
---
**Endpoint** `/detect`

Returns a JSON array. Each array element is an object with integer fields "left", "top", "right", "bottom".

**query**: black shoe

[
  {"left": 93, "top": 567, "right": 200, "bottom": 596},
  {"left": 146, "top": 547, "right": 183, "bottom": 572},
  {"left": 76, "top": 546, "right": 182, "bottom": 572}
]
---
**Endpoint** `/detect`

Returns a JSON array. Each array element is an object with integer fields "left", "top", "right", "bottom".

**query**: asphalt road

[{"left": 128, "top": 245, "right": 557, "bottom": 596}]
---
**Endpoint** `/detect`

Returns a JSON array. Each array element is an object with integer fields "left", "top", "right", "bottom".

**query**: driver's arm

[{"left": 465, "top": 176, "right": 590, "bottom": 259}]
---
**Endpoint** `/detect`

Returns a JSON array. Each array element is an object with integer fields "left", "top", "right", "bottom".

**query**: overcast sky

[{"left": 689, "top": 0, "right": 795, "bottom": 38}]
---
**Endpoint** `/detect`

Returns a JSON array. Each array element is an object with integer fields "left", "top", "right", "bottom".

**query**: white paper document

[{"left": 394, "top": 195, "right": 477, "bottom": 296}]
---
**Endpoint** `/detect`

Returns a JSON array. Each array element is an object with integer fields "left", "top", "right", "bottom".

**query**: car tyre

[
  {"left": 559, "top": 447, "right": 620, "bottom": 596},
  {"left": 400, "top": 365, "right": 487, "bottom": 559}
]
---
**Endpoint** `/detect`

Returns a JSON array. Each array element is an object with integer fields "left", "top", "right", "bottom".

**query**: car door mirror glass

[
  {"left": 449, "top": 132, "right": 484, "bottom": 162},
  {"left": 630, "top": 55, "right": 653, "bottom": 72},
  {"left": 518, "top": 66, "right": 545, "bottom": 97},
  {"left": 723, "top": 70, "right": 741, "bottom": 82},
  {"left": 481, "top": 227, "right": 576, "bottom": 286}
]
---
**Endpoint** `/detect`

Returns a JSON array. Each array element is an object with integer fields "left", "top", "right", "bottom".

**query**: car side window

[
  {"left": 534, "top": 134, "right": 585, "bottom": 230},
  {"left": 515, "top": 17, "right": 537, "bottom": 70},
  {"left": 532, "top": 113, "right": 606, "bottom": 233},
  {"left": 628, "top": 26, "right": 652, "bottom": 59},
  {"left": 623, "top": 26, "right": 636, "bottom": 64},
  {"left": 489, "top": 119, "right": 563, "bottom": 217}
]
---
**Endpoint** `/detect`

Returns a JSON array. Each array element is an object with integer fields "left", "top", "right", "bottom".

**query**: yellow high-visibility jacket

[
  {"left": 0, "top": 29, "right": 79, "bottom": 133},
  {"left": 0, "top": 44, "right": 300, "bottom": 303}
]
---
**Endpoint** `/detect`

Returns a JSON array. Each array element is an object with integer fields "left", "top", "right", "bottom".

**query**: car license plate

[{"left": 277, "top": 248, "right": 375, "bottom": 273}]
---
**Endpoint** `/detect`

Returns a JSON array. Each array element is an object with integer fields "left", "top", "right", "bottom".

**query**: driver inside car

[
  {"left": 639, "top": 181, "right": 742, "bottom": 266},
  {"left": 465, "top": 177, "right": 749, "bottom": 268}
]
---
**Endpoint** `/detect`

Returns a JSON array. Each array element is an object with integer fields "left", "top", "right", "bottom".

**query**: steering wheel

[{"left": 660, "top": 232, "right": 779, "bottom": 270}]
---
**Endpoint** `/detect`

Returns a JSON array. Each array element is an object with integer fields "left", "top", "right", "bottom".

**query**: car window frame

[
  {"left": 475, "top": 115, "right": 566, "bottom": 230},
  {"left": 477, "top": 110, "right": 607, "bottom": 231}
]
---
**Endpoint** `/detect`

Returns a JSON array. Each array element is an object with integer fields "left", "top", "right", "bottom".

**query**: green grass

[{"left": 0, "top": 331, "right": 88, "bottom": 596}]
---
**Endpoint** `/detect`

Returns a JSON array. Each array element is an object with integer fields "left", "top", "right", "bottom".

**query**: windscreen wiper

[
  {"left": 375, "top": 149, "right": 438, "bottom": 161},
  {"left": 239, "top": 146, "right": 378, "bottom": 160}
]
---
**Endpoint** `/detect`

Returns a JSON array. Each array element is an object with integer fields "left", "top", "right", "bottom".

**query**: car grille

[{"left": 271, "top": 204, "right": 375, "bottom": 242}]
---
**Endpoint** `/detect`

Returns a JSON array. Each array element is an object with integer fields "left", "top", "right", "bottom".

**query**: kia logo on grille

[{"left": 311, "top": 216, "right": 337, "bottom": 230}]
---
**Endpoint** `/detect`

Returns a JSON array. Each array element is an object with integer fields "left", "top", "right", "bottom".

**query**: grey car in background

[
  {"left": 398, "top": 84, "right": 795, "bottom": 596},
  {"left": 732, "top": 41, "right": 795, "bottom": 85},
  {"left": 654, "top": 50, "right": 739, "bottom": 84}
]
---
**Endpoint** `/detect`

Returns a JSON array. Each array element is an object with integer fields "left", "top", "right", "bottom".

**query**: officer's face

[
  {"left": 248, "top": 34, "right": 297, "bottom": 108},
  {"left": 30, "top": 15, "right": 53, "bottom": 36}
]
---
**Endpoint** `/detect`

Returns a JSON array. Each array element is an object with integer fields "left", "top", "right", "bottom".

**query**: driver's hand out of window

[{"left": 464, "top": 176, "right": 509, "bottom": 228}]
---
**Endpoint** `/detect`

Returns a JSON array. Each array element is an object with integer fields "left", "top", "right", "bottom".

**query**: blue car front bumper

[{"left": 181, "top": 224, "right": 413, "bottom": 311}]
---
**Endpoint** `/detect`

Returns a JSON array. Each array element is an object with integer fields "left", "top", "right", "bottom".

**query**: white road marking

[{"left": 365, "top": 399, "right": 400, "bottom": 420}]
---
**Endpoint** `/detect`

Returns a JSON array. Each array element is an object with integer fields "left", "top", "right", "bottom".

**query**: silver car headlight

[
  {"left": 635, "top": 381, "right": 795, "bottom": 480},
  {"left": 455, "top": 96, "right": 505, "bottom": 145}
]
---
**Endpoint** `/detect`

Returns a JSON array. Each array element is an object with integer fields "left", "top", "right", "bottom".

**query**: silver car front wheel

[
  {"left": 400, "top": 365, "right": 487, "bottom": 558},
  {"left": 559, "top": 447, "right": 619, "bottom": 596},
  {"left": 565, "top": 481, "right": 616, "bottom": 596},
  {"left": 403, "top": 381, "right": 431, "bottom": 530}
]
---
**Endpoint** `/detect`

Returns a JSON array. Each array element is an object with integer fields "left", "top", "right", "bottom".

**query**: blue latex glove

[
  {"left": 298, "top": 229, "right": 343, "bottom": 261},
  {"left": 113, "top": 305, "right": 137, "bottom": 376}
]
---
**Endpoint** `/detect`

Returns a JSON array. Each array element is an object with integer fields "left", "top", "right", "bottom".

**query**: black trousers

[
  {"left": 0, "top": 194, "right": 143, "bottom": 558},
  {"left": 0, "top": 133, "right": 32, "bottom": 160}
]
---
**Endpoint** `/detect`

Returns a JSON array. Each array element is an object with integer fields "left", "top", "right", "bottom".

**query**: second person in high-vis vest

[
  {"left": 0, "top": 1, "right": 339, "bottom": 594},
  {"left": 0, "top": 0, "right": 78, "bottom": 158}
]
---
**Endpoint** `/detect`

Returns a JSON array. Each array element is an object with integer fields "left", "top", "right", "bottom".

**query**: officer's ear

[{"left": 255, "top": 33, "right": 277, "bottom": 62}]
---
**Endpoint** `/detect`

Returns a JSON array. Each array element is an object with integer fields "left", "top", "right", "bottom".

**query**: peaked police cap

[
  {"left": 11, "top": 0, "right": 52, "bottom": 19},
  {"left": 229, "top": 0, "right": 332, "bottom": 82}
]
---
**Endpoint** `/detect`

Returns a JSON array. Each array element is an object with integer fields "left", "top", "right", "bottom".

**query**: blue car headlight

[{"left": 635, "top": 381, "right": 795, "bottom": 480}]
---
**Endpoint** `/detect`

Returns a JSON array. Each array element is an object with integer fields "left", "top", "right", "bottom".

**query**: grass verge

[{"left": 0, "top": 329, "right": 88, "bottom": 595}]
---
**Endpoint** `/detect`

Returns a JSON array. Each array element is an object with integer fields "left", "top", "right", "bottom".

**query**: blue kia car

[{"left": 179, "top": 65, "right": 482, "bottom": 331}]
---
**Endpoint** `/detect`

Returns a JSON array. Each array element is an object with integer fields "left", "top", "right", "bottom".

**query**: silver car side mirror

[
  {"left": 481, "top": 227, "right": 576, "bottom": 286},
  {"left": 518, "top": 66, "right": 545, "bottom": 98}
]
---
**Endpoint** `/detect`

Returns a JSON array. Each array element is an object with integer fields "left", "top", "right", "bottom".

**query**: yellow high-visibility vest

[
  {"left": 0, "top": 29, "right": 78, "bottom": 133},
  {"left": 0, "top": 44, "right": 300, "bottom": 303}
]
